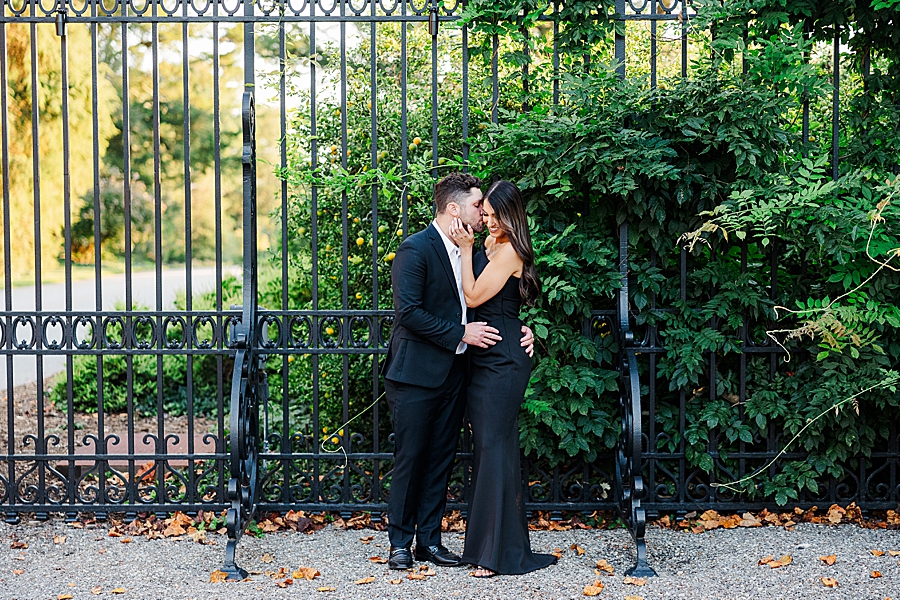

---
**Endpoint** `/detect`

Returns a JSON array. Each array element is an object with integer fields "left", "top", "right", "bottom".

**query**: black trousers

[{"left": 385, "top": 352, "right": 467, "bottom": 549}]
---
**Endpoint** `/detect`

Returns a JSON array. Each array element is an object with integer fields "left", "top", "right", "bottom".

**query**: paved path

[
  {"left": 1, "top": 519, "right": 897, "bottom": 599},
  {"left": 0, "top": 266, "right": 241, "bottom": 390}
]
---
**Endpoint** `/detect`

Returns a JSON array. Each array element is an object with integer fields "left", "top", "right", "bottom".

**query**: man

[{"left": 382, "top": 172, "right": 535, "bottom": 569}]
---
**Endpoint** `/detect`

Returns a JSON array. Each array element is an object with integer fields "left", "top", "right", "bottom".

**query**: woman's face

[{"left": 482, "top": 198, "right": 509, "bottom": 243}]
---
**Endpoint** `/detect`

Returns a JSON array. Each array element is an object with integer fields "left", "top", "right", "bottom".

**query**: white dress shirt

[{"left": 432, "top": 221, "right": 468, "bottom": 354}]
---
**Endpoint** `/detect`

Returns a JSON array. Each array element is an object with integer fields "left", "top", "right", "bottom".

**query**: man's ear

[{"left": 447, "top": 202, "right": 459, "bottom": 218}]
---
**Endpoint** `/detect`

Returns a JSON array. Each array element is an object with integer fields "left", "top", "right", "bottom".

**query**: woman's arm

[{"left": 449, "top": 218, "right": 522, "bottom": 308}]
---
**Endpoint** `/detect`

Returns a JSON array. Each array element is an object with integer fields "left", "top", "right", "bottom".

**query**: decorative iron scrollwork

[
  {"left": 221, "top": 88, "right": 268, "bottom": 581},
  {"left": 614, "top": 222, "right": 656, "bottom": 578}
]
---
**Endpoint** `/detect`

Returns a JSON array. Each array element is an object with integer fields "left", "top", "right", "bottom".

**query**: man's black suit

[{"left": 383, "top": 223, "right": 468, "bottom": 550}]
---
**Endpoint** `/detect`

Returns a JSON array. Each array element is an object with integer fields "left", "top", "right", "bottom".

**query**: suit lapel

[{"left": 427, "top": 224, "right": 459, "bottom": 294}]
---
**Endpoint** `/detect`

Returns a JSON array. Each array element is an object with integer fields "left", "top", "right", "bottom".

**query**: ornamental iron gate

[{"left": 0, "top": 0, "right": 896, "bottom": 580}]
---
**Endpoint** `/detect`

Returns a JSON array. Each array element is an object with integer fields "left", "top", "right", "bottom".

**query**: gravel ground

[{"left": 1, "top": 518, "right": 897, "bottom": 600}]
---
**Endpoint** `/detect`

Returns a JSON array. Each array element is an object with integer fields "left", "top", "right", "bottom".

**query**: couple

[{"left": 382, "top": 172, "right": 556, "bottom": 577}]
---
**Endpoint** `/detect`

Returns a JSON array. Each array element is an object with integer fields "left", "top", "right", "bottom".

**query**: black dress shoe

[
  {"left": 388, "top": 546, "right": 413, "bottom": 570},
  {"left": 414, "top": 544, "right": 461, "bottom": 567}
]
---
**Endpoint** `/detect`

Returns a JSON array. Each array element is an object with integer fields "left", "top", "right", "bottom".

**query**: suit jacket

[{"left": 383, "top": 223, "right": 468, "bottom": 388}]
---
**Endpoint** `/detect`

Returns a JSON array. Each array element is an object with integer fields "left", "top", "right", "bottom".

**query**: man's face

[{"left": 454, "top": 188, "right": 485, "bottom": 233}]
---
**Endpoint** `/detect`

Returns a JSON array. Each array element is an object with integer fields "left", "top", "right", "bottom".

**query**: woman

[{"left": 448, "top": 180, "right": 556, "bottom": 577}]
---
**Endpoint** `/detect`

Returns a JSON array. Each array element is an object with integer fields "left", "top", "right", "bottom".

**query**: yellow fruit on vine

[
  {"left": 396, "top": 229, "right": 403, "bottom": 236},
  {"left": 325, "top": 327, "right": 335, "bottom": 335},
  {"left": 386, "top": 252, "right": 396, "bottom": 261},
  {"left": 409, "top": 143, "right": 417, "bottom": 152},
  {"left": 330, "top": 145, "right": 338, "bottom": 154},
  {"left": 378, "top": 225, "right": 387, "bottom": 233},
  {"left": 353, "top": 217, "right": 360, "bottom": 223},
  {"left": 413, "top": 137, "right": 422, "bottom": 145},
  {"left": 333, "top": 108, "right": 341, "bottom": 116},
  {"left": 355, "top": 292, "right": 362, "bottom": 300},
  {"left": 325, "top": 244, "right": 332, "bottom": 251},
  {"left": 298, "top": 227, "right": 306, "bottom": 235},
  {"left": 356, "top": 237, "right": 365, "bottom": 246},
  {"left": 287, "top": 355, "right": 295, "bottom": 363},
  {"left": 438, "top": 157, "right": 447, "bottom": 165}
]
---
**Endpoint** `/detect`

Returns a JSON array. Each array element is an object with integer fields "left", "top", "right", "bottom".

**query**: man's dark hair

[{"left": 434, "top": 172, "right": 482, "bottom": 214}]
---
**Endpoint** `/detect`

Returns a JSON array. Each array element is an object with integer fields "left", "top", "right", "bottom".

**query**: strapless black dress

[{"left": 461, "top": 250, "right": 557, "bottom": 575}]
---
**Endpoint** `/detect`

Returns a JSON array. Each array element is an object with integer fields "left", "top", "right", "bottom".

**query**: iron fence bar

[
  {"left": 58, "top": 4, "right": 76, "bottom": 520},
  {"left": 121, "top": 12, "right": 137, "bottom": 510},
  {"left": 339, "top": 7, "right": 351, "bottom": 508},
  {"left": 0, "top": 6, "right": 14, "bottom": 525},
  {"left": 151, "top": 10, "right": 167, "bottom": 513},
  {"left": 613, "top": 0, "right": 654, "bottom": 578},
  {"left": 368, "top": 0, "right": 381, "bottom": 510},
  {"left": 831, "top": 25, "right": 839, "bottom": 181},
  {"left": 29, "top": 14, "right": 44, "bottom": 522},
  {"left": 278, "top": 6, "right": 290, "bottom": 508}
]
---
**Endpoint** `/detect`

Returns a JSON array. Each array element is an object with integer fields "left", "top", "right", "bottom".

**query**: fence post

[
  {"left": 222, "top": 1, "right": 264, "bottom": 577},
  {"left": 612, "top": 0, "right": 655, "bottom": 578}
]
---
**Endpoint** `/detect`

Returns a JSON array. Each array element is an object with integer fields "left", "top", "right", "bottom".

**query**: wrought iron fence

[{"left": 1, "top": 0, "right": 897, "bottom": 577}]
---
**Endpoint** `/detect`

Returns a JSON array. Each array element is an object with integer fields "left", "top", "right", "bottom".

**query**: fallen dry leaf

[
  {"left": 408, "top": 573, "right": 427, "bottom": 580},
  {"left": 360, "top": 535, "right": 374, "bottom": 544},
  {"left": 583, "top": 581, "right": 605, "bottom": 596},
  {"left": 261, "top": 553, "right": 275, "bottom": 564},
  {"left": 758, "top": 555, "right": 774, "bottom": 566},
  {"left": 275, "top": 579, "right": 293, "bottom": 588},
  {"left": 421, "top": 567, "right": 436, "bottom": 576},
  {"left": 10, "top": 541, "right": 27, "bottom": 549},
  {"left": 551, "top": 547, "right": 564, "bottom": 559},
  {"left": 770, "top": 555, "right": 793, "bottom": 568},
  {"left": 13, "top": 569, "right": 24, "bottom": 575},
  {"left": 53, "top": 534, "right": 66, "bottom": 544},
  {"left": 624, "top": 596, "right": 644, "bottom": 600},
  {"left": 871, "top": 571, "right": 882, "bottom": 578},
  {"left": 163, "top": 523, "right": 186, "bottom": 538},
  {"left": 624, "top": 576, "right": 648, "bottom": 586},
  {"left": 317, "top": 587, "right": 336, "bottom": 592},
  {"left": 821, "top": 577, "right": 839, "bottom": 587},
  {"left": 390, "top": 579, "right": 403, "bottom": 585},
  {"left": 888, "top": 550, "right": 900, "bottom": 557},
  {"left": 111, "top": 589, "right": 126, "bottom": 595},
  {"left": 120, "top": 538, "right": 132, "bottom": 544},
  {"left": 91, "top": 587, "right": 102, "bottom": 595},
  {"left": 209, "top": 570, "right": 228, "bottom": 583},
  {"left": 57, "top": 595, "right": 73, "bottom": 600},
  {"left": 871, "top": 550, "right": 885, "bottom": 557},
  {"left": 595, "top": 559, "right": 614, "bottom": 574},
  {"left": 369, "top": 556, "right": 388, "bottom": 564},
  {"left": 98, "top": 549, "right": 106, "bottom": 554},
  {"left": 293, "top": 567, "right": 320, "bottom": 580},
  {"left": 570, "top": 543, "right": 585, "bottom": 556},
  {"left": 355, "top": 576, "right": 375, "bottom": 585},
  {"left": 187, "top": 528, "right": 206, "bottom": 544},
  {"left": 819, "top": 555, "right": 837, "bottom": 565}
]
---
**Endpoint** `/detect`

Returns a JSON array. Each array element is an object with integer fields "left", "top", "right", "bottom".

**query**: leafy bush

[{"left": 51, "top": 278, "right": 242, "bottom": 417}]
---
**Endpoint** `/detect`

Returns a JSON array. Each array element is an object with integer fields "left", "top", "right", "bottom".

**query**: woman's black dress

[{"left": 461, "top": 250, "right": 557, "bottom": 575}]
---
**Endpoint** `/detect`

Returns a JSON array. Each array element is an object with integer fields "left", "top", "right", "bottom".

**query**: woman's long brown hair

[{"left": 483, "top": 180, "right": 540, "bottom": 306}]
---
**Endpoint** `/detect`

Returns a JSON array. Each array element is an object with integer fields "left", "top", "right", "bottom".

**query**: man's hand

[
  {"left": 463, "top": 322, "right": 501, "bottom": 348},
  {"left": 520, "top": 325, "right": 535, "bottom": 357}
]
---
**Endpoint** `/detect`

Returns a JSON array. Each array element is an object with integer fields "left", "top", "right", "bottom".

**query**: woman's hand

[{"left": 449, "top": 217, "right": 475, "bottom": 250}]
